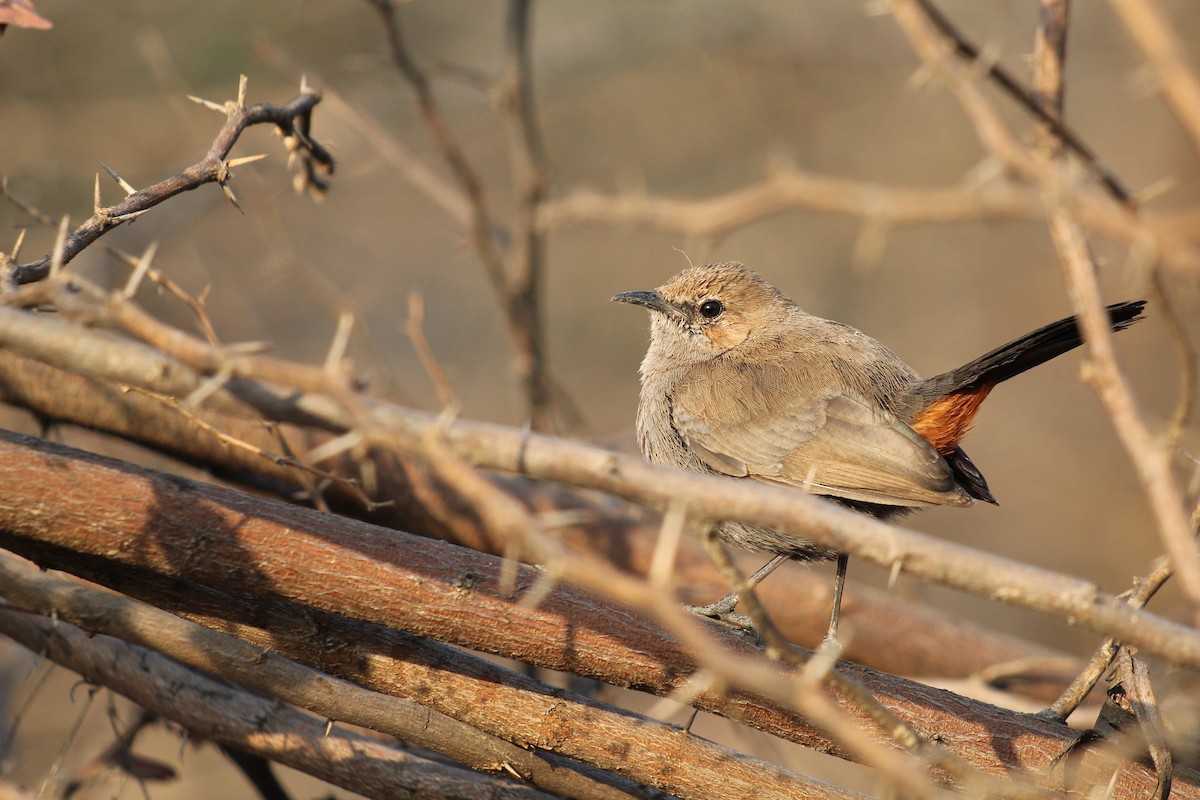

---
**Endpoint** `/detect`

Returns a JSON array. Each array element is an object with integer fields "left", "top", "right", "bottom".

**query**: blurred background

[{"left": 1, "top": 0, "right": 1198, "bottom": 796}]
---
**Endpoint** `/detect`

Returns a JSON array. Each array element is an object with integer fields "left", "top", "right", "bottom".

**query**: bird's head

[{"left": 613, "top": 262, "right": 792, "bottom": 367}]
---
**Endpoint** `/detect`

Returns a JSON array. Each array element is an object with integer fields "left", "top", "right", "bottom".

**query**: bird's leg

[
  {"left": 683, "top": 553, "right": 789, "bottom": 627},
  {"left": 818, "top": 553, "right": 850, "bottom": 656}
]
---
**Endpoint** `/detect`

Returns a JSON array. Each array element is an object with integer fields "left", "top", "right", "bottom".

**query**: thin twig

[
  {"left": 916, "top": 0, "right": 1131, "bottom": 202},
  {"left": 1041, "top": 556, "right": 1174, "bottom": 722},
  {"left": 893, "top": 0, "right": 1200, "bottom": 629},
  {"left": 367, "top": 0, "right": 507, "bottom": 285},
  {"left": 405, "top": 291, "right": 457, "bottom": 408}
]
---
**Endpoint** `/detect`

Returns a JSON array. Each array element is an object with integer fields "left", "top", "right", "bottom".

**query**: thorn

[
  {"left": 300, "top": 74, "right": 311, "bottom": 94},
  {"left": 110, "top": 208, "right": 152, "bottom": 222},
  {"left": 435, "top": 401, "right": 462, "bottom": 431},
  {"left": 905, "top": 62, "right": 936, "bottom": 93},
  {"left": 303, "top": 430, "right": 364, "bottom": 466},
  {"left": 649, "top": 500, "right": 687, "bottom": 587},
  {"left": 123, "top": 242, "right": 159, "bottom": 299},
  {"left": 225, "top": 340, "right": 271, "bottom": 355},
  {"left": 225, "top": 153, "right": 268, "bottom": 169},
  {"left": 49, "top": 215, "right": 69, "bottom": 277},
  {"left": 220, "top": 181, "right": 244, "bottom": 214},
  {"left": 186, "top": 94, "right": 226, "bottom": 113},
  {"left": 323, "top": 718, "right": 335, "bottom": 738},
  {"left": 183, "top": 367, "right": 232, "bottom": 409},
  {"left": 324, "top": 311, "right": 355, "bottom": 376},
  {"left": 1134, "top": 175, "right": 1177, "bottom": 206},
  {"left": 93, "top": 173, "right": 102, "bottom": 213},
  {"left": 100, "top": 163, "right": 137, "bottom": 197},
  {"left": 11, "top": 228, "right": 26, "bottom": 262},
  {"left": 237, "top": 74, "right": 248, "bottom": 110}
]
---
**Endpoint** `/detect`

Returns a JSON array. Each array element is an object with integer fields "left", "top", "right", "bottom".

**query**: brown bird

[{"left": 613, "top": 262, "right": 1145, "bottom": 645}]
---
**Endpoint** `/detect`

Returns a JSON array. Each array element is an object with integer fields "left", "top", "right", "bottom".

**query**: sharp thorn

[
  {"left": 49, "top": 215, "right": 69, "bottom": 277},
  {"left": 225, "top": 153, "right": 269, "bottom": 169},
  {"left": 187, "top": 94, "right": 226, "bottom": 113},
  {"left": 123, "top": 241, "right": 159, "bottom": 299},
  {"left": 100, "top": 163, "right": 137, "bottom": 196},
  {"left": 220, "top": 181, "right": 244, "bottom": 214},
  {"left": 11, "top": 228, "right": 27, "bottom": 262}
]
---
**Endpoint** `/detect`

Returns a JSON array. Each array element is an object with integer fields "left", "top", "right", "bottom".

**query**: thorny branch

[
  {"left": 0, "top": 431, "right": 1185, "bottom": 797},
  {"left": 2, "top": 4, "right": 1199, "bottom": 799},
  {"left": 3, "top": 76, "right": 331, "bottom": 288},
  {"left": 0, "top": 267, "right": 1196, "bottom": 671},
  {"left": 1, "top": 268, "right": 1198, "bottom": 672},
  {"left": 891, "top": 0, "right": 1200, "bottom": 623},
  {"left": 0, "top": 605, "right": 555, "bottom": 800}
]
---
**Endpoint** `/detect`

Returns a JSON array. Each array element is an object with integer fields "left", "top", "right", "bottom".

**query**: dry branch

[
  {"left": 0, "top": 342, "right": 1082, "bottom": 705},
  {"left": 0, "top": 272, "right": 1190, "bottom": 668},
  {"left": 0, "top": 607, "right": 557, "bottom": 800},
  {"left": 3, "top": 79, "right": 331, "bottom": 287},
  {"left": 0, "top": 551, "right": 703, "bottom": 800},
  {"left": 890, "top": 0, "right": 1200, "bottom": 623},
  {"left": 1109, "top": 0, "right": 1200, "bottom": 158},
  {"left": 0, "top": 429, "right": 1190, "bottom": 797},
  {"left": 367, "top": 0, "right": 560, "bottom": 431}
]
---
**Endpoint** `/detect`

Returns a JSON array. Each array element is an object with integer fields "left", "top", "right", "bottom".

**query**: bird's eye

[{"left": 699, "top": 299, "right": 724, "bottom": 319}]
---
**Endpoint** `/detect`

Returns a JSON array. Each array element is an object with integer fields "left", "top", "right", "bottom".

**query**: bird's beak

[{"left": 612, "top": 290, "right": 686, "bottom": 320}]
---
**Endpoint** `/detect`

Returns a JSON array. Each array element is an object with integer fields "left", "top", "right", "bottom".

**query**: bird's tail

[
  {"left": 921, "top": 300, "right": 1145, "bottom": 397},
  {"left": 907, "top": 300, "right": 1146, "bottom": 456}
]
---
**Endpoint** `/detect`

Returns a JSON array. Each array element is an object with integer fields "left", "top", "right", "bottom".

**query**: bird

[{"left": 613, "top": 261, "right": 1145, "bottom": 647}]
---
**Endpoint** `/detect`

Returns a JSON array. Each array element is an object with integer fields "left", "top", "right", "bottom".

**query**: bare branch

[
  {"left": 366, "top": 0, "right": 507, "bottom": 288},
  {"left": 1109, "top": 0, "right": 1200, "bottom": 158},
  {"left": 0, "top": 284, "right": 1194, "bottom": 668},
  {"left": 891, "top": 0, "right": 1200, "bottom": 624},
  {"left": 915, "top": 0, "right": 1130, "bottom": 202},
  {"left": 0, "top": 606, "right": 557, "bottom": 800},
  {"left": 0, "top": 552, "right": 668, "bottom": 800},
  {"left": 0, "top": 429, "right": 1192, "bottom": 798},
  {"left": 0, "top": 345, "right": 1075, "bottom": 692},
  {"left": 498, "top": 0, "right": 555, "bottom": 431},
  {"left": 6, "top": 82, "right": 331, "bottom": 287}
]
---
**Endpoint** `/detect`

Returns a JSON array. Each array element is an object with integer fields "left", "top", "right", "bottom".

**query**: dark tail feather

[{"left": 920, "top": 300, "right": 1146, "bottom": 396}]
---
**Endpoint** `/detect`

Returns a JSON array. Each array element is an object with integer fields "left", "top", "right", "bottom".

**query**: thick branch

[
  {"left": 0, "top": 281, "right": 1190, "bottom": 667},
  {"left": 0, "top": 552, "right": 726, "bottom": 800},
  {"left": 0, "top": 608, "right": 545, "bottom": 800},
  {"left": 0, "top": 305, "right": 1077, "bottom": 687},
  {"left": 0, "top": 430, "right": 1190, "bottom": 797}
]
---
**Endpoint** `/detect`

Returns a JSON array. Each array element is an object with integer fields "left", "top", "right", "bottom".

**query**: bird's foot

[
  {"left": 814, "top": 631, "right": 843, "bottom": 663},
  {"left": 683, "top": 597, "right": 755, "bottom": 632}
]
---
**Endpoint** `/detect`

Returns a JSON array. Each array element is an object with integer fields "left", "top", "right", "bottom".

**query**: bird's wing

[{"left": 671, "top": 360, "right": 972, "bottom": 508}]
